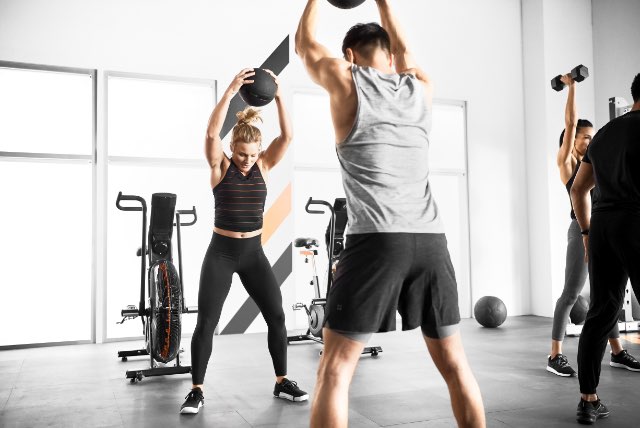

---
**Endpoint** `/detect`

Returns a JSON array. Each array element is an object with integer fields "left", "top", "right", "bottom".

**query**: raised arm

[
  {"left": 295, "top": 0, "right": 351, "bottom": 91},
  {"left": 260, "top": 70, "right": 293, "bottom": 171},
  {"left": 205, "top": 69, "right": 255, "bottom": 169},
  {"left": 375, "top": 0, "right": 432, "bottom": 95},
  {"left": 570, "top": 161, "right": 595, "bottom": 262},
  {"left": 557, "top": 74, "right": 578, "bottom": 183}
]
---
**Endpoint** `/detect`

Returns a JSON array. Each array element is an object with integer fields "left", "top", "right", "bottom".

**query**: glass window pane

[
  {"left": 106, "top": 162, "right": 214, "bottom": 339},
  {"left": 0, "top": 160, "right": 92, "bottom": 345},
  {"left": 107, "top": 77, "right": 214, "bottom": 159},
  {"left": 430, "top": 103, "right": 467, "bottom": 170},
  {"left": 0, "top": 67, "right": 93, "bottom": 155},
  {"left": 292, "top": 92, "right": 339, "bottom": 167}
]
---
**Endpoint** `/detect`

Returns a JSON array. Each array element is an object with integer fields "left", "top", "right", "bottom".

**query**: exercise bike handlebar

[
  {"left": 304, "top": 197, "right": 337, "bottom": 295},
  {"left": 305, "top": 197, "right": 335, "bottom": 216},
  {"left": 116, "top": 191, "right": 148, "bottom": 317},
  {"left": 175, "top": 207, "right": 197, "bottom": 226},
  {"left": 116, "top": 191, "right": 147, "bottom": 212}
]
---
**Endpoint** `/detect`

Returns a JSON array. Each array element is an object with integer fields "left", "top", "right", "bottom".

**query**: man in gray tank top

[{"left": 296, "top": 1, "right": 485, "bottom": 427}]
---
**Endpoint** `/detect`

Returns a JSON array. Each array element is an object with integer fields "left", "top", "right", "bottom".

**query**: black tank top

[
  {"left": 565, "top": 160, "right": 593, "bottom": 220},
  {"left": 213, "top": 160, "right": 267, "bottom": 232}
]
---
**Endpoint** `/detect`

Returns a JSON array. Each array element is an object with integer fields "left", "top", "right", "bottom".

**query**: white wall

[
  {"left": 0, "top": 0, "right": 531, "bottom": 322},
  {"left": 522, "top": 0, "right": 596, "bottom": 316},
  {"left": 592, "top": 0, "right": 640, "bottom": 125}
]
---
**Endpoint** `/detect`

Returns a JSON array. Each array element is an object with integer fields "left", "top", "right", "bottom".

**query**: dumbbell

[{"left": 551, "top": 64, "right": 589, "bottom": 91}]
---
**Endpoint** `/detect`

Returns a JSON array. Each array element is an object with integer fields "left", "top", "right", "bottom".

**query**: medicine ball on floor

[
  {"left": 239, "top": 68, "right": 277, "bottom": 107},
  {"left": 474, "top": 296, "right": 507, "bottom": 328},
  {"left": 569, "top": 295, "right": 589, "bottom": 324},
  {"left": 327, "top": 0, "right": 367, "bottom": 9}
]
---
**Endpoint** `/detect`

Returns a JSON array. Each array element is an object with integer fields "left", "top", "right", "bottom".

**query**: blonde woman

[{"left": 181, "top": 69, "right": 308, "bottom": 414}]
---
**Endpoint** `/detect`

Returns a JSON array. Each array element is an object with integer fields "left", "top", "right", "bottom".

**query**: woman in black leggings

[
  {"left": 547, "top": 73, "right": 640, "bottom": 377},
  {"left": 181, "top": 69, "right": 308, "bottom": 414}
]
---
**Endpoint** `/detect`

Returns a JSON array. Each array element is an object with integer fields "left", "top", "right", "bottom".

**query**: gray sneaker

[
  {"left": 180, "top": 387, "right": 204, "bottom": 414},
  {"left": 547, "top": 354, "right": 577, "bottom": 377},
  {"left": 273, "top": 378, "right": 309, "bottom": 402},
  {"left": 610, "top": 349, "right": 640, "bottom": 372}
]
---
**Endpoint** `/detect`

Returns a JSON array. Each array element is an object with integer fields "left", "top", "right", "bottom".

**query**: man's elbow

[
  {"left": 391, "top": 44, "right": 409, "bottom": 57},
  {"left": 294, "top": 30, "right": 306, "bottom": 56},
  {"left": 294, "top": 38, "right": 308, "bottom": 58}
]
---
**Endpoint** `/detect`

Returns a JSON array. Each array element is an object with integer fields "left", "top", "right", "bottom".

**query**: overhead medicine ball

[
  {"left": 327, "top": 0, "right": 367, "bottom": 9},
  {"left": 238, "top": 68, "right": 277, "bottom": 107},
  {"left": 474, "top": 296, "right": 507, "bottom": 328},
  {"left": 569, "top": 295, "right": 589, "bottom": 325}
]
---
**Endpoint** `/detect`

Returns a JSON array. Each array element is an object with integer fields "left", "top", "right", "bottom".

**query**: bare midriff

[{"left": 213, "top": 227, "right": 262, "bottom": 239}]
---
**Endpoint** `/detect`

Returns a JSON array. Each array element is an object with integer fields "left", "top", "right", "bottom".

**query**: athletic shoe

[
  {"left": 547, "top": 354, "right": 577, "bottom": 377},
  {"left": 576, "top": 398, "right": 610, "bottom": 425},
  {"left": 610, "top": 349, "right": 640, "bottom": 372},
  {"left": 273, "top": 378, "right": 309, "bottom": 402},
  {"left": 180, "top": 387, "right": 204, "bottom": 414}
]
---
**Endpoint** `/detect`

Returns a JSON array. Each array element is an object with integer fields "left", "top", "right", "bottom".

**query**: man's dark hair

[
  {"left": 632, "top": 73, "right": 640, "bottom": 103},
  {"left": 342, "top": 23, "right": 391, "bottom": 60},
  {"left": 558, "top": 119, "right": 594, "bottom": 147}
]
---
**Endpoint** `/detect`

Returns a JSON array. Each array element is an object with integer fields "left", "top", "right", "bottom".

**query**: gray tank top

[{"left": 336, "top": 64, "right": 443, "bottom": 234}]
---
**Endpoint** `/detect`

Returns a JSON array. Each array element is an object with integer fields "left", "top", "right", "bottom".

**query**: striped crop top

[{"left": 213, "top": 160, "right": 267, "bottom": 232}]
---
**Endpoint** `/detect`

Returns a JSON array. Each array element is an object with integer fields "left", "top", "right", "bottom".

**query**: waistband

[{"left": 210, "top": 232, "right": 262, "bottom": 254}]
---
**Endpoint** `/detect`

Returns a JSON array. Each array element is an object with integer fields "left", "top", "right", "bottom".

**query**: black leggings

[
  {"left": 578, "top": 211, "right": 640, "bottom": 394},
  {"left": 190, "top": 233, "right": 287, "bottom": 384}
]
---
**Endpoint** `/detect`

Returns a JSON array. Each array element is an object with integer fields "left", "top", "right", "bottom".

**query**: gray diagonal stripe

[
  {"left": 219, "top": 35, "right": 290, "bottom": 139},
  {"left": 221, "top": 244, "right": 292, "bottom": 335}
]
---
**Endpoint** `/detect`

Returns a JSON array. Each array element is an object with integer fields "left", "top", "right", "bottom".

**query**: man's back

[
  {"left": 587, "top": 110, "right": 640, "bottom": 212},
  {"left": 337, "top": 64, "right": 442, "bottom": 234}
]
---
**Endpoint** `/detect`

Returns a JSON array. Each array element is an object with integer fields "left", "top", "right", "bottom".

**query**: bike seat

[{"left": 294, "top": 237, "right": 319, "bottom": 248}]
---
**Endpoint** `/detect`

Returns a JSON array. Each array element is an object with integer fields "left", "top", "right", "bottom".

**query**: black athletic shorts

[{"left": 324, "top": 233, "right": 461, "bottom": 333}]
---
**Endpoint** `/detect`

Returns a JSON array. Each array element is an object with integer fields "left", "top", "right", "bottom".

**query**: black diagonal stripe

[
  {"left": 221, "top": 244, "right": 292, "bottom": 335},
  {"left": 220, "top": 35, "right": 290, "bottom": 139}
]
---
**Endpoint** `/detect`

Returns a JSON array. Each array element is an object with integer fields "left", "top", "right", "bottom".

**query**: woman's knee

[
  {"left": 557, "top": 291, "right": 580, "bottom": 308},
  {"left": 193, "top": 316, "right": 218, "bottom": 337},
  {"left": 265, "top": 308, "right": 286, "bottom": 329}
]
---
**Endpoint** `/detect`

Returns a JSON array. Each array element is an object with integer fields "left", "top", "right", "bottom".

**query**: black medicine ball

[
  {"left": 474, "top": 296, "right": 508, "bottom": 328},
  {"left": 569, "top": 295, "right": 589, "bottom": 325},
  {"left": 238, "top": 68, "right": 277, "bottom": 107},
  {"left": 327, "top": 0, "right": 367, "bottom": 9}
]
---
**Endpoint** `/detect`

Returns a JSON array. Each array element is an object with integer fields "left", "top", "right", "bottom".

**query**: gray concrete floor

[{"left": 0, "top": 316, "right": 638, "bottom": 427}]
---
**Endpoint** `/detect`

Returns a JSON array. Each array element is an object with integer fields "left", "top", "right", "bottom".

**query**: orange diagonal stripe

[{"left": 261, "top": 183, "right": 291, "bottom": 245}]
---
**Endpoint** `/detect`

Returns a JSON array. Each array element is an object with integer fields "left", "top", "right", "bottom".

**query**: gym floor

[{"left": 0, "top": 316, "right": 637, "bottom": 427}]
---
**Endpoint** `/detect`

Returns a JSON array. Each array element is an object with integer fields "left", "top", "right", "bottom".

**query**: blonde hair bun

[
  {"left": 236, "top": 107, "right": 262, "bottom": 125},
  {"left": 232, "top": 107, "right": 263, "bottom": 145}
]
